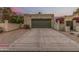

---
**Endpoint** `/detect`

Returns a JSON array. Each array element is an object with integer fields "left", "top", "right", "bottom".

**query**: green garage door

[{"left": 32, "top": 19, "right": 51, "bottom": 28}]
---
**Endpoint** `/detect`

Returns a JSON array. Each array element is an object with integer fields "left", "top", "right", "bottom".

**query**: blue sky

[{"left": 12, "top": 7, "right": 78, "bottom": 16}]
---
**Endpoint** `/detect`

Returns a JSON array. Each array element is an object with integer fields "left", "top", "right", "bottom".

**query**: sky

[{"left": 12, "top": 7, "right": 78, "bottom": 17}]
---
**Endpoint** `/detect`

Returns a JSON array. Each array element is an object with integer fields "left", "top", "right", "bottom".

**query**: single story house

[{"left": 24, "top": 13, "right": 54, "bottom": 28}]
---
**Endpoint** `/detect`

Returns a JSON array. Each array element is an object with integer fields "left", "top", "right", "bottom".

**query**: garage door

[{"left": 31, "top": 19, "right": 51, "bottom": 28}]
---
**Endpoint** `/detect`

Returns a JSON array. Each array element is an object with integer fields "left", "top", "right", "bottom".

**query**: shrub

[{"left": 9, "top": 16, "right": 24, "bottom": 24}]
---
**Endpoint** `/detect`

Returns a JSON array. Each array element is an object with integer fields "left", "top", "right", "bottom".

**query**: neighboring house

[
  {"left": 63, "top": 14, "right": 79, "bottom": 32},
  {"left": 54, "top": 8, "right": 79, "bottom": 32}
]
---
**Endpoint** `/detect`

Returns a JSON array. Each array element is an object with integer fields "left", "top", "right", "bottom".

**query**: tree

[
  {"left": 9, "top": 15, "right": 24, "bottom": 24},
  {"left": 2, "top": 7, "right": 12, "bottom": 20},
  {"left": 0, "top": 8, "right": 3, "bottom": 22}
]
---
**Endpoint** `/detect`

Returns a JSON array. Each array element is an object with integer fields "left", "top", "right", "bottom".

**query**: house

[
  {"left": 24, "top": 13, "right": 54, "bottom": 28},
  {"left": 63, "top": 8, "right": 79, "bottom": 32}
]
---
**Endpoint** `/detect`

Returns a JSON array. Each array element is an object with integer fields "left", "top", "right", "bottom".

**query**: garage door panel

[{"left": 32, "top": 19, "right": 51, "bottom": 28}]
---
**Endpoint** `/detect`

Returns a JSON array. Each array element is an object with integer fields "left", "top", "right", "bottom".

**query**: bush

[{"left": 9, "top": 16, "right": 24, "bottom": 24}]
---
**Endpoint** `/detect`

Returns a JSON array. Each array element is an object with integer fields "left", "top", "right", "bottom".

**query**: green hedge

[{"left": 9, "top": 16, "right": 24, "bottom": 24}]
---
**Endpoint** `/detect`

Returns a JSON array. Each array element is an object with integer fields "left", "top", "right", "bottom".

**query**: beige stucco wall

[
  {"left": 7, "top": 23, "right": 20, "bottom": 31},
  {"left": 24, "top": 14, "right": 54, "bottom": 28},
  {"left": 0, "top": 23, "right": 5, "bottom": 30},
  {"left": 75, "top": 23, "right": 79, "bottom": 31},
  {"left": 0, "top": 20, "right": 8, "bottom": 31},
  {"left": 24, "top": 15, "right": 31, "bottom": 28},
  {"left": 59, "top": 24, "right": 65, "bottom": 31},
  {"left": 0, "top": 20, "right": 20, "bottom": 31},
  {"left": 55, "top": 21, "right": 60, "bottom": 30},
  {"left": 54, "top": 21, "right": 65, "bottom": 31}
]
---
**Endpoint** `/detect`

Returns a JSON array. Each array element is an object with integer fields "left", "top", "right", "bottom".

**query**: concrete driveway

[
  {"left": 0, "top": 28, "right": 79, "bottom": 51},
  {"left": 6, "top": 28, "right": 79, "bottom": 51}
]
